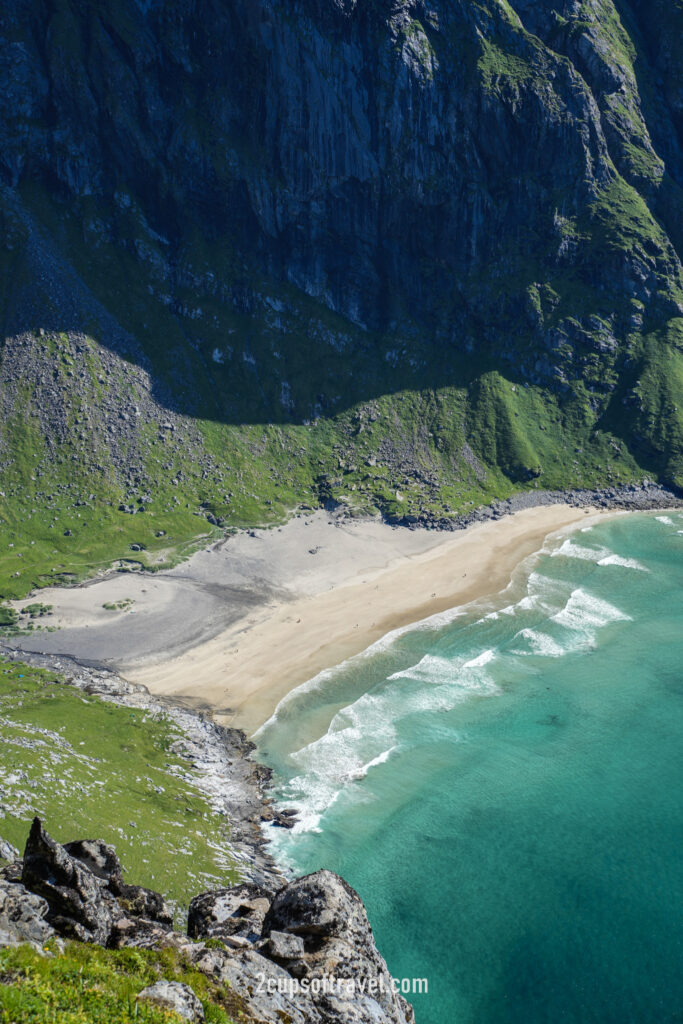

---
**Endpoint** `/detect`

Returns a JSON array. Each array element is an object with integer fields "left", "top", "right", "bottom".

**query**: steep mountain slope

[{"left": 1, "top": 0, "right": 682, "bottom": 597}]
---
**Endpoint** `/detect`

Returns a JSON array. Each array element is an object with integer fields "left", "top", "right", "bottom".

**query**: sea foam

[
  {"left": 597, "top": 554, "right": 648, "bottom": 571},
  {"left": 510, "top": 628, "right": 567, "bottom": 658},
  {"left": 551, "top": 538, "right": 611, "bottom": 562},
  {"left": 551, "top": 588, "right": 631, "bottom": 634}
]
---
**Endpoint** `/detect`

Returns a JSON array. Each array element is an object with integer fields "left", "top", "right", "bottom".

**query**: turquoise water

[{"left": 255, "top": 512, "right": 683, "bottom": 1024}]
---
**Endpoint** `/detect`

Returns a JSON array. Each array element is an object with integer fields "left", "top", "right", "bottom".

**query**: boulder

[
  {"left": 0, "top": 878, "right": 56, "bottom": 948},
  {"left": 262, "top": 870, "right": 367, "bottom": 941},
  {"left": 188, "top": 883, "right": 271, "bottom": 943},
  {"left": 266, "top": 928, "right": 305, "bottom": 962},
  {"left": 112, "top": 881, "right": 173, "bottom": 926},
  {"left": 136, "top": 980, "right": 204, "bottom": 1022}
]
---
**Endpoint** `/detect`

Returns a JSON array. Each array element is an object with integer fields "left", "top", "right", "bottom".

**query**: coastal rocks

[
  {"left": 4, "top": 820, "right": 415, "bottom": 1024},
  {"left": 260, "top": 871, "right": 414, "bottom": 1024},
  {"left": 389, "top": 483, "right": 683, "bottom": 531},
  {"left": 260, "top": 804, "right": 299, "bottom": 828},
  {"left": 188, "top": 883, "right": 271, "bottom": 943},
  {"left": 185, "top": 872, "right": 415, "bottom": 1022},
  {"left": 136, "top": 980, "right": 205, "bottom": 1022}
]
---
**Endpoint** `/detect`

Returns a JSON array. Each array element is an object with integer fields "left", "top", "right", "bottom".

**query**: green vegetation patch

[
  {"left": 0, "top": 660, "right": 240, "bottom": 911},
  {"left": 478, "top": 37, "right": 533, "bottom": 91},
  {"left": 0, "top": 942, "right": 244, "bottom": 1023}
]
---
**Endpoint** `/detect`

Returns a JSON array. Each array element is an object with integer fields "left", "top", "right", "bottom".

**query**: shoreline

[
  {"left": 124, "top": 505, "right": 613, "bottom": 734},
  {"left": 3, "top": 486, "right": 681, "bottom": 892},
  {"left": 7, "top": 484, "right": 681, "bottom": 739}
]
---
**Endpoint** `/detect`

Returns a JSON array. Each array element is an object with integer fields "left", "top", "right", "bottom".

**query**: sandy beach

[
  {"left": 11, "top": 503, "right": 612, "bottom": 734},
  {"left": 139, "top": 505, "right": 608, "bottom": 733}
]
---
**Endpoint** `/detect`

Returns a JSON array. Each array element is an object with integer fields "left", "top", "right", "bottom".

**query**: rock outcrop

[
  {"left": 20, "top": 819, "right": 176, "bottom": 948},
  {"left": 2, "top": 819, "right": 414, "bottom": 1024},
  {"left": 0, "top": 878, "right": 55, "bottom": 950}
]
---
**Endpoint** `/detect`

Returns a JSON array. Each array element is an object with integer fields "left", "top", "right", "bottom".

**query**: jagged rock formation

[
  {"left": 1, "top": 819, "right": 414, "bottom": 1024},
  {"left": 0, "top": 0, "right": 682, "bottom": 586},
  {"left": 21, "top": 819, "right": 175, "bottom": 947}
]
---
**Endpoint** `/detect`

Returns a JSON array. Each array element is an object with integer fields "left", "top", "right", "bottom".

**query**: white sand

[
  {"left": 13, "top": 504, "right": 612, "bottom": 734},
  {"left": 128, "top": 505, "right": 607, "bottom": 733}
]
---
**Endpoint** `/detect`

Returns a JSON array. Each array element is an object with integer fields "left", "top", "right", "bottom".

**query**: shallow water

[{"left": 256, "top": 512, "right": 683, "bottom": 1023}]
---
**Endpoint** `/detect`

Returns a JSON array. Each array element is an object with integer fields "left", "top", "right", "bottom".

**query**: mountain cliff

[{"left": 1, "top": 0, "right": 682, "bottom": 596}]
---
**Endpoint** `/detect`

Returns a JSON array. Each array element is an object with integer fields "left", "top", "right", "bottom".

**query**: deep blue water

[{"left": 256, "top": 512, "right": 683, "bottom": 1023}]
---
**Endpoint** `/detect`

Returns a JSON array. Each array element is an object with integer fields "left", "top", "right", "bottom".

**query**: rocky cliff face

[{"left": 0, "top": 0, "right": 682, "bottom": 591}]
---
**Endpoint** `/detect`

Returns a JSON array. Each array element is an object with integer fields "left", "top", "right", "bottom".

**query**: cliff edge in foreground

[{"left": 0, "top": 818, "right": 414, "bottom": 1024}]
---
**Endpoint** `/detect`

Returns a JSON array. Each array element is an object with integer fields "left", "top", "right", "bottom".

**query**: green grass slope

[
  {"left": 0, "top": 943, "right": 244, "bottom": 1023},
  {"left": 0, "top": 660, "right": 239, "bottom": 912}
]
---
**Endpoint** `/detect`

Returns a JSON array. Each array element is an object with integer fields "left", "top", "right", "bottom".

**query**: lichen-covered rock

[
  {"left": 190, "top": 945, "right": 318, "bottom": 1024},
  {"left": 262, "top": 871, "right": 414, "bottom": 1024},
  {"left": 108, "top": 916, "right": 175, "bottom": 950},
  {"left": 111, "top": 881, "right": 173, "bottom": 927},
  {"left": 63, "top": 838, "right": 170, "bottom": 923},
  {"left": 62, "top": 839, "right": 123, "bottom": 882},
  {"left": 188, "top": 883, "right": 271, "bottom": 943},
  {"left": 0, "top": 878, "right": 55, "bottom": 948},
  {"left": 266, "top": 928, "right": 306, "bottom": 962},
  {"left": 0, "top": 837, "right": 20, "bottom": 863},
  {"left": 136, "top": 980, "right": 205, "bottom": 1022},
  {"left": 0, "top": 861, "right": 23, "bottom": 885},
  {"left": 263, "top": 870, "right": 367, "bottom": 941}
]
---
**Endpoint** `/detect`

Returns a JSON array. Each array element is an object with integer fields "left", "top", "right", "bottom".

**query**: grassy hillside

[
  {"left": 0, "top": 659, "right": 239, "bottom": 911},
  {"left": 0, "top": 943, "right": 244, "bottom": 1023}
]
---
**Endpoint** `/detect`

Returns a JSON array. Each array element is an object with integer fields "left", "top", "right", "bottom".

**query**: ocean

[{"left": 255, "top": 511, "right": 683, "bottom": 1024}]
